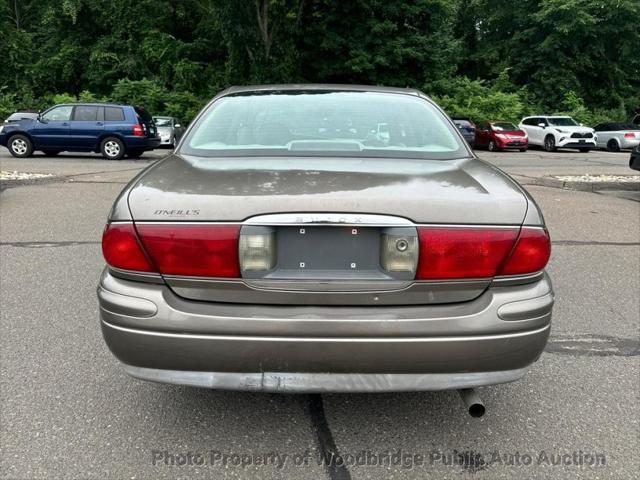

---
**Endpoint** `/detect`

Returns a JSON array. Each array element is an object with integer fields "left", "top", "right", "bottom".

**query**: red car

[{"left": 475, "top": 121, "right": 528, "bottom": 152}]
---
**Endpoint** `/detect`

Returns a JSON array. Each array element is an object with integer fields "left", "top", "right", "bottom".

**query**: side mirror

[
  {"left": 538, "top": 123, "right": 546, "bottom": 128},
  {"left": 175, "top": 123, "right": 181, "bottom": 128},
  {"left": 579, "top": 123, "right": 584, "bottom": 127}
]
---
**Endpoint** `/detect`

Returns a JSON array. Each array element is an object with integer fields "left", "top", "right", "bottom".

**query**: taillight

[
  {"left": 132, "top": 124, "right": 144, "bottom": 137},
  {"left": 416, "top": 227, "right": 519, "bottom": 279},
  {"left": 415, "top": 226, "right": 550, "bottom": 280},
  {"left": 498, "top": 227, "right": 551, "bottom": 275},
  {"left": 102, "top": 223, "right": 155, "bottom": 272},
  {"left": 624, "top": 132, "right": 635, "bottom": 139},
  {"left": 136, "top": 224, "right": 241, "bottom": 277}
]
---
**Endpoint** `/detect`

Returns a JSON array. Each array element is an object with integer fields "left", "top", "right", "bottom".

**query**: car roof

[
  {"left": 55, "top": 103, "right": 127, "bottom": 107},
  {"left": 225, "top": 84, "right": 423, "bottom": 97},
  {"left": 523, "top": 115, "right": 572, "bottom": 118}
]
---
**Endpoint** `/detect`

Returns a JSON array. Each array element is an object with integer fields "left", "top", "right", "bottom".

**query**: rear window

[
  {"left": 180, "top": 91, "right": 468, "bottom": 160},
  {"left": 154, "top": 117, "right": 172, "bottom": 127},
  {"left": 104, "top": 107, "right": 125, "bottom": 121}
]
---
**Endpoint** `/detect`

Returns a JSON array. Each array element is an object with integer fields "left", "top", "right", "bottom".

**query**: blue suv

[{"left": 0, "top": 103, "right": 161, "bottom": 159}]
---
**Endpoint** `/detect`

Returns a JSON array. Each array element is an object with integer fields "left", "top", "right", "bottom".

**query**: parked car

[
  {"left": 153, "top": 116, "right": 185, "bottom": 148},
  {"left": 98, "top": 85, "right": 553, "bottom": 415},
  {"left": 519, "top": 116, "right": 596, "bottom": 152},
  {"left": 593, "top": 122, "right": 640, "bottom": 152},
  {"left": 452, "top": 117, "right": 476, "bottom": 147},
  {"left": 475, "top": 121, "right": 528, "bottom": 152},
  {"left": 5, "top": 110, "right": 39, "bottom": 123},
  {"left": 0, "top": 103, "right": 160, "bottom": 159},
  {"left": 630, "top": 145, "right": 640, "bottom": 171}
]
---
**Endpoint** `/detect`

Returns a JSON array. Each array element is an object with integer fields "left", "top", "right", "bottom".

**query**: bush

[
  {"left": 428, "top": 76, "right": 527, "bottom": 123},
  {"left": 111, "top": 79, "right": 206, "bottom": 123}
]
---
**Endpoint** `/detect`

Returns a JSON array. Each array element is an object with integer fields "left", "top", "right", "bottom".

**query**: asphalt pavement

[{"left": 1, "top": 148, "right": 638, "bottom": 479}]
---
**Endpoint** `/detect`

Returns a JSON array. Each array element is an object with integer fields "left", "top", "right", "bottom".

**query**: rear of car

[
  {"left": 593, "top": 122, "right": 640, "bottom": 152},
  {"left": 98, "top": 86, "right": 553, "bottom": 394},
  {"left": 0, "top": 103, "right": 160, "bottom": 159},
  {"left": 630, "top": 146, "right": 640, "bottom": 171},
  {"left": 452, "top": 118, "right": 476, "bottom": 147}
]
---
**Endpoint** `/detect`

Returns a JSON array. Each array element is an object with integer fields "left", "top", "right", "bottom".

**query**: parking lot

[{"left": 1, "top": 148, "right": 638, "bottom": 479}]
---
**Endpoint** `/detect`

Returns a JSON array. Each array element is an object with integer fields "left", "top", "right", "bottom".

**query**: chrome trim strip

[
  {"left": 108, "top": 267, "right": 164, "bottom": 284},
  {"left": 102, "top": 320, "right": 550, "bottom": 342},
  {"left": 129, "top": 220, "right": 530, "bottom": 229},
  {"left": 244, "top": 213, "right": 414, "bottom": 226},
  {"left": 121, "top": 364, "right": 530, "bottom": 392}
]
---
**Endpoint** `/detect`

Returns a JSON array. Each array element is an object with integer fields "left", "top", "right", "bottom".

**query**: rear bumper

[
  {"left": 121, "top": 364, "right": 532, "bottom": 393},
  {"left": 123, "top": 135, "right": 161, "bottom": 150},
  {"left": 620, "top": 138, "right": 640, "bottom": 150},
  {"left": 98, "top": 270, "right": 553, "bottom": 391}
]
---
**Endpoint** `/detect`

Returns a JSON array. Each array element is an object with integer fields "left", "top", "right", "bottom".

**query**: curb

[
  {"left": 531, "top": 176, "right": 640, "bottom": 192},
  {"left": 0, "top": 175, "right": 63, "bottom": 191}
]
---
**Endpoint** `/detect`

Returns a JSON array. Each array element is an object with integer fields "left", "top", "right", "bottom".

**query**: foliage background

[{"left": 1, "top": 0, "right": 638, "bottom": 124}]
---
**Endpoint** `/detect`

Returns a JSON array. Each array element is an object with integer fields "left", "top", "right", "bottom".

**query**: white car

[{"left": 519, "top": 116, "right": 597, "bottom": 152}]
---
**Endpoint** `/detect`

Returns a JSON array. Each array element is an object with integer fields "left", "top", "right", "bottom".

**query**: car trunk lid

[{"left": 126, "top": 154, "right": 531, "bottom": 305}]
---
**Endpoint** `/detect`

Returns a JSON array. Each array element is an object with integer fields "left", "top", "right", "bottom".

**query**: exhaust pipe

[{"left": 458, "top": 388, "right": 486, "bottom": 418}]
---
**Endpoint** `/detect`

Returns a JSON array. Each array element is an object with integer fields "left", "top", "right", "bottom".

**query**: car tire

[
  {"left": 42, "top": 150, "right": 61, "bottom": 156},
  {"left": 606, "top": 139, "right": 620, "bottom": 152},
  {"left": 7, "top": 134, "right": 34, "bottom": 158},
  {"left": 488, "top": 140, "right": 498, "bottom": 152},
  {"left": 519, "top": 148, "right": 527, "bottom": 152},
  {"left": 127, "top": 149, "right": 144, "bottom": 159},
  {"left": 100, "top": 137, "right": 125, "bottom": 160},
  {"left": 543, "top": 135, "right": 556, "bottom": 152},
  {"left": 579, "top": 148, "right": 591, "bottom": 153}
]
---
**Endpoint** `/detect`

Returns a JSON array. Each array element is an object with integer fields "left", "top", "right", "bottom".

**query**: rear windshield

[
  {"left": 180, "top": 91, "right": 468, "bottom": 160},
  {"left": 491, "top": 122, "right": 518, "bottom": 131},
  {"left": 154, "top": 117, "right": 172, "bottom": 127}
]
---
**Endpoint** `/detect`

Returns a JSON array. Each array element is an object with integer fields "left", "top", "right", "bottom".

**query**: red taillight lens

[
  {"left": 498, "top": 227, "right": 551, "bottom": 275},
  {"left": 102, "top": 223, "right": 155, "bottom": 272},
  {"left": 416, "top": 227, "right": 519, "bottom": 279},
  {"left": 132, "top": 124, "right": 144, "bottom": 137},
  {"left": 415, "top": 226, "right": 550, "bottom": 280},
  {"left": 624, "top": 132, "right": 635, "bottom": 139},
  {"left": 136, "top": 224, "right": 241, "bottom": 277}
]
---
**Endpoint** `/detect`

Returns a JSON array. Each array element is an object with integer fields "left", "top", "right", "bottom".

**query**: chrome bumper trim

[{"left": 121, "top": 365, "right": 530, "bottom": 392}]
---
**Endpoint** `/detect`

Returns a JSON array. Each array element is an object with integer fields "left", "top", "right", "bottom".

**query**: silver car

[
  {"left": 593, "top": 122, "right": 640, "bottom": 152},
  {"left": 153, "top": 116, "right": 185, "bottom": 147},
  {"left": 99, "top": 85, "right": 553, "bottom": 416}
]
